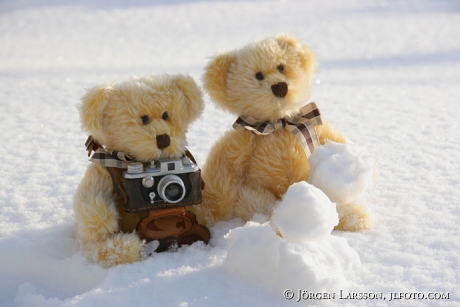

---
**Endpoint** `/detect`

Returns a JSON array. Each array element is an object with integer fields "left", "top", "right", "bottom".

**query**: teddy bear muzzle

[
  {"left": 156, "top": 134, "right": 171, "bottom": 149},
  {"left": 271, "top": 82, "right": 288, "bottom": 98}
]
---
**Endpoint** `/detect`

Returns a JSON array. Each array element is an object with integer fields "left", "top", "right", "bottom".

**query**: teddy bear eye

[
  {"left": 162, "top": 112, "right": 169, "bottom": 120},
  {"left": 277, "top": 64, "right": 284, "bottom": 72},
  {"left": 255, "top": 72, "right": 264, "bottom": 81},
  {"left": 141, "top": 115, "right": 150, "bottom": 125}
]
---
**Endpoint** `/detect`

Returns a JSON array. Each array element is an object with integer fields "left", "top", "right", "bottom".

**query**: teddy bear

[
  {"left": 193, "top": 33, "right": 370, "bottom": 231},
  {"left": 73, "top": 73, "right": 207, "bottom": 267}
]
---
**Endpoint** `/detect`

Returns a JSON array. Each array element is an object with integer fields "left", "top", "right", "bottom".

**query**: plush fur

[
  {"left": 193, "top": 34, "right": 369, "bottom": 231},
  {"left": 74, "top": 74, "right": 204, "bottom": 267}
]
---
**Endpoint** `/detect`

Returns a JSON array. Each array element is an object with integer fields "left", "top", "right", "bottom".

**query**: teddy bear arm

[
  {"left": 316, "top": 118, "right": 347, "bottom": 145},
  {"left": 74, "top": 164, "right": 148, "bottom": 266},
  {"left": 73, "top": 163, "right": 121, "bottom": 243},
  {"left": 80, "top": 232, "right": 145, "bottom": 267}
]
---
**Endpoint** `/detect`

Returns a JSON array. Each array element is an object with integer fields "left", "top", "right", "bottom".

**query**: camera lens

[
  {"left": 165, "top": 184, "right": 181, "bottom": 200},
  {"left": 157, "top": 175, "right": 186, "bottom": 203}
]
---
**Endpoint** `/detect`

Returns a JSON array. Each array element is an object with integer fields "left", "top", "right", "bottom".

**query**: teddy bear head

[
  {"left": 79, "top": 74, "right": 204, "bottom": 162},
  {"left": 203, "top": 33, "right": 316, "bottom": 121}
]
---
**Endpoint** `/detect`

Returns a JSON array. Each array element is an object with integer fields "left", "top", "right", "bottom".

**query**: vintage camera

[{"left": 121, "top": 157, "right": 203, "bottom": 212}]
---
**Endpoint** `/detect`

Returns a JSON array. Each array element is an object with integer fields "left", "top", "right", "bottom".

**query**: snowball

[
  {"left": 224, "top": 222, "right": 282, "bottom": 282},
  {"left": 308, "top": 142, "right": 375, "bottom": 203},
  {"left": 271, "top": 182, "right": 338, "bottom": 242}
]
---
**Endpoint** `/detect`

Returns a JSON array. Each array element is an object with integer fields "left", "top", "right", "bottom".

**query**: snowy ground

[{"left": 1, "top": 0, "right": 460, "bottom": 306}]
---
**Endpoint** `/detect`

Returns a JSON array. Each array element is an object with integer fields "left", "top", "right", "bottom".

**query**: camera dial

[
  {"left": 157, "top": 175, "right": 186, "bottom": 203},
  {"left": 128, "top": 162, "right": 144, "bottom": 173},
  {"left": 142, "top": 176, "right": 154, "bottom": 188}
]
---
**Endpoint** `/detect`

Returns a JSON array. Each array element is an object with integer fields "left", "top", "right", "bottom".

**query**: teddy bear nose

[
  {"left": 271, "top": 82, "right": 288, "bottom": 98},
  {"left": 156, "top": 134, "right": 171, "bottom": 149}
]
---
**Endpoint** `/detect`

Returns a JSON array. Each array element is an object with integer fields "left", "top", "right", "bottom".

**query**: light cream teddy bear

[
  {"left": 194, "top": 34, "right": 370, "bottom": 231},
  {"left": 73, "top": 73, "right": 206, "bottom": 267}
]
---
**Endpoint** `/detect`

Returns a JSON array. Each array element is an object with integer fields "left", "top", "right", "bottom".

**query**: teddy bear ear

[
  {"left": 78, "top": 83, "right": 115, "bottom": 143},
  {"left": 202, "top": 51, "right": 236, "bottom": 106},
  {"left": 173, "top": 74, "right": 205, "bottom": 123},
  {"left": 274, "top": 33, "right": 316, "bottom": 75}
]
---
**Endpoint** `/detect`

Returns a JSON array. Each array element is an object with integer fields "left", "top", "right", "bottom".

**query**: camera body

[{"left": 121, "top": 157, "right": 203, "bottom": 212}]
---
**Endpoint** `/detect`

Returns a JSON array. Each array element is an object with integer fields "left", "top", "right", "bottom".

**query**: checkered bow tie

[{"left": 232, "top": 102, "right": 323, "bottom": 158}]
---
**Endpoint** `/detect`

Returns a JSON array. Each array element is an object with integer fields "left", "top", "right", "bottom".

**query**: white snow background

[{"left": 1, "top": 0, "right": 459, "bottom": 306}]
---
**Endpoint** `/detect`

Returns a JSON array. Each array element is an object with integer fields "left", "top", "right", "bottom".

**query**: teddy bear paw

[{"left": 335, "top": 203, "right": 371, "bottom": 232}]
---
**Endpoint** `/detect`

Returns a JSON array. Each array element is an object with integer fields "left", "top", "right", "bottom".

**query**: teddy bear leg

[
  {"left": 194, "top": 183, "right": 276, "bottom": 225},
  {"left": 193, "top": 191, "right": 234, "bottom": 227},
  {"left": 233, "top": 185, "right": 277, "bottom": 222},
  {"left": 193, "top": 167, "right": 241, "bottom": 226},
  {"left": 334, "top": 201, "right": 371, "bottom": 231}
]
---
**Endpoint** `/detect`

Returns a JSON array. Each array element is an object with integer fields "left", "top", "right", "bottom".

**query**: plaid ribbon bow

[
  {"left": 85, "top": 136, "right": 134, "bottom": 169},
  {"left": 232, "top": 102, "right": 322, "bottom": 158}
]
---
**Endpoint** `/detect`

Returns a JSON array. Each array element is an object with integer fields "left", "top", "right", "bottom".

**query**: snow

[{"left": 1, "top": 0, "right": 460, "bottom": 306}]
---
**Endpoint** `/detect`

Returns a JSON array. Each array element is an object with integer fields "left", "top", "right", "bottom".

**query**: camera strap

[
  {"left": 106, "top": 167, "right": 128, "bottom": 205},
  {"left": 184, "top": 149, "right": 197, "bottom": 164},
  {"left": 184, "top": 149, "right": 205, "bottom": 190}
]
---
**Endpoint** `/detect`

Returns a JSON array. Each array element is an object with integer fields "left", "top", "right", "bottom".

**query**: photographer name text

[{"left": 283, "top": 289, "right": 450, "bottom": 302}]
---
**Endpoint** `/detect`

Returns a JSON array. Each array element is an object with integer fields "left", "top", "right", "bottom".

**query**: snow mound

[
  {"left": 224, "top": 182, "right": 360, "bottom": 292},
  {"left": 308, "top": 142, "right": 375, "bottom": 203},
  {"left": 275, "top": 237, "right": 360, "bottom": 293}
]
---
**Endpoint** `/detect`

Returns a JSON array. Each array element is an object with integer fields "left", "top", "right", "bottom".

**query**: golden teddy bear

[
  {"left": 193, "top": 34, "right": 370, "bottom": 231},
  {"left": 73, "top": 73, "right": 208, "bottom": 267}
]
